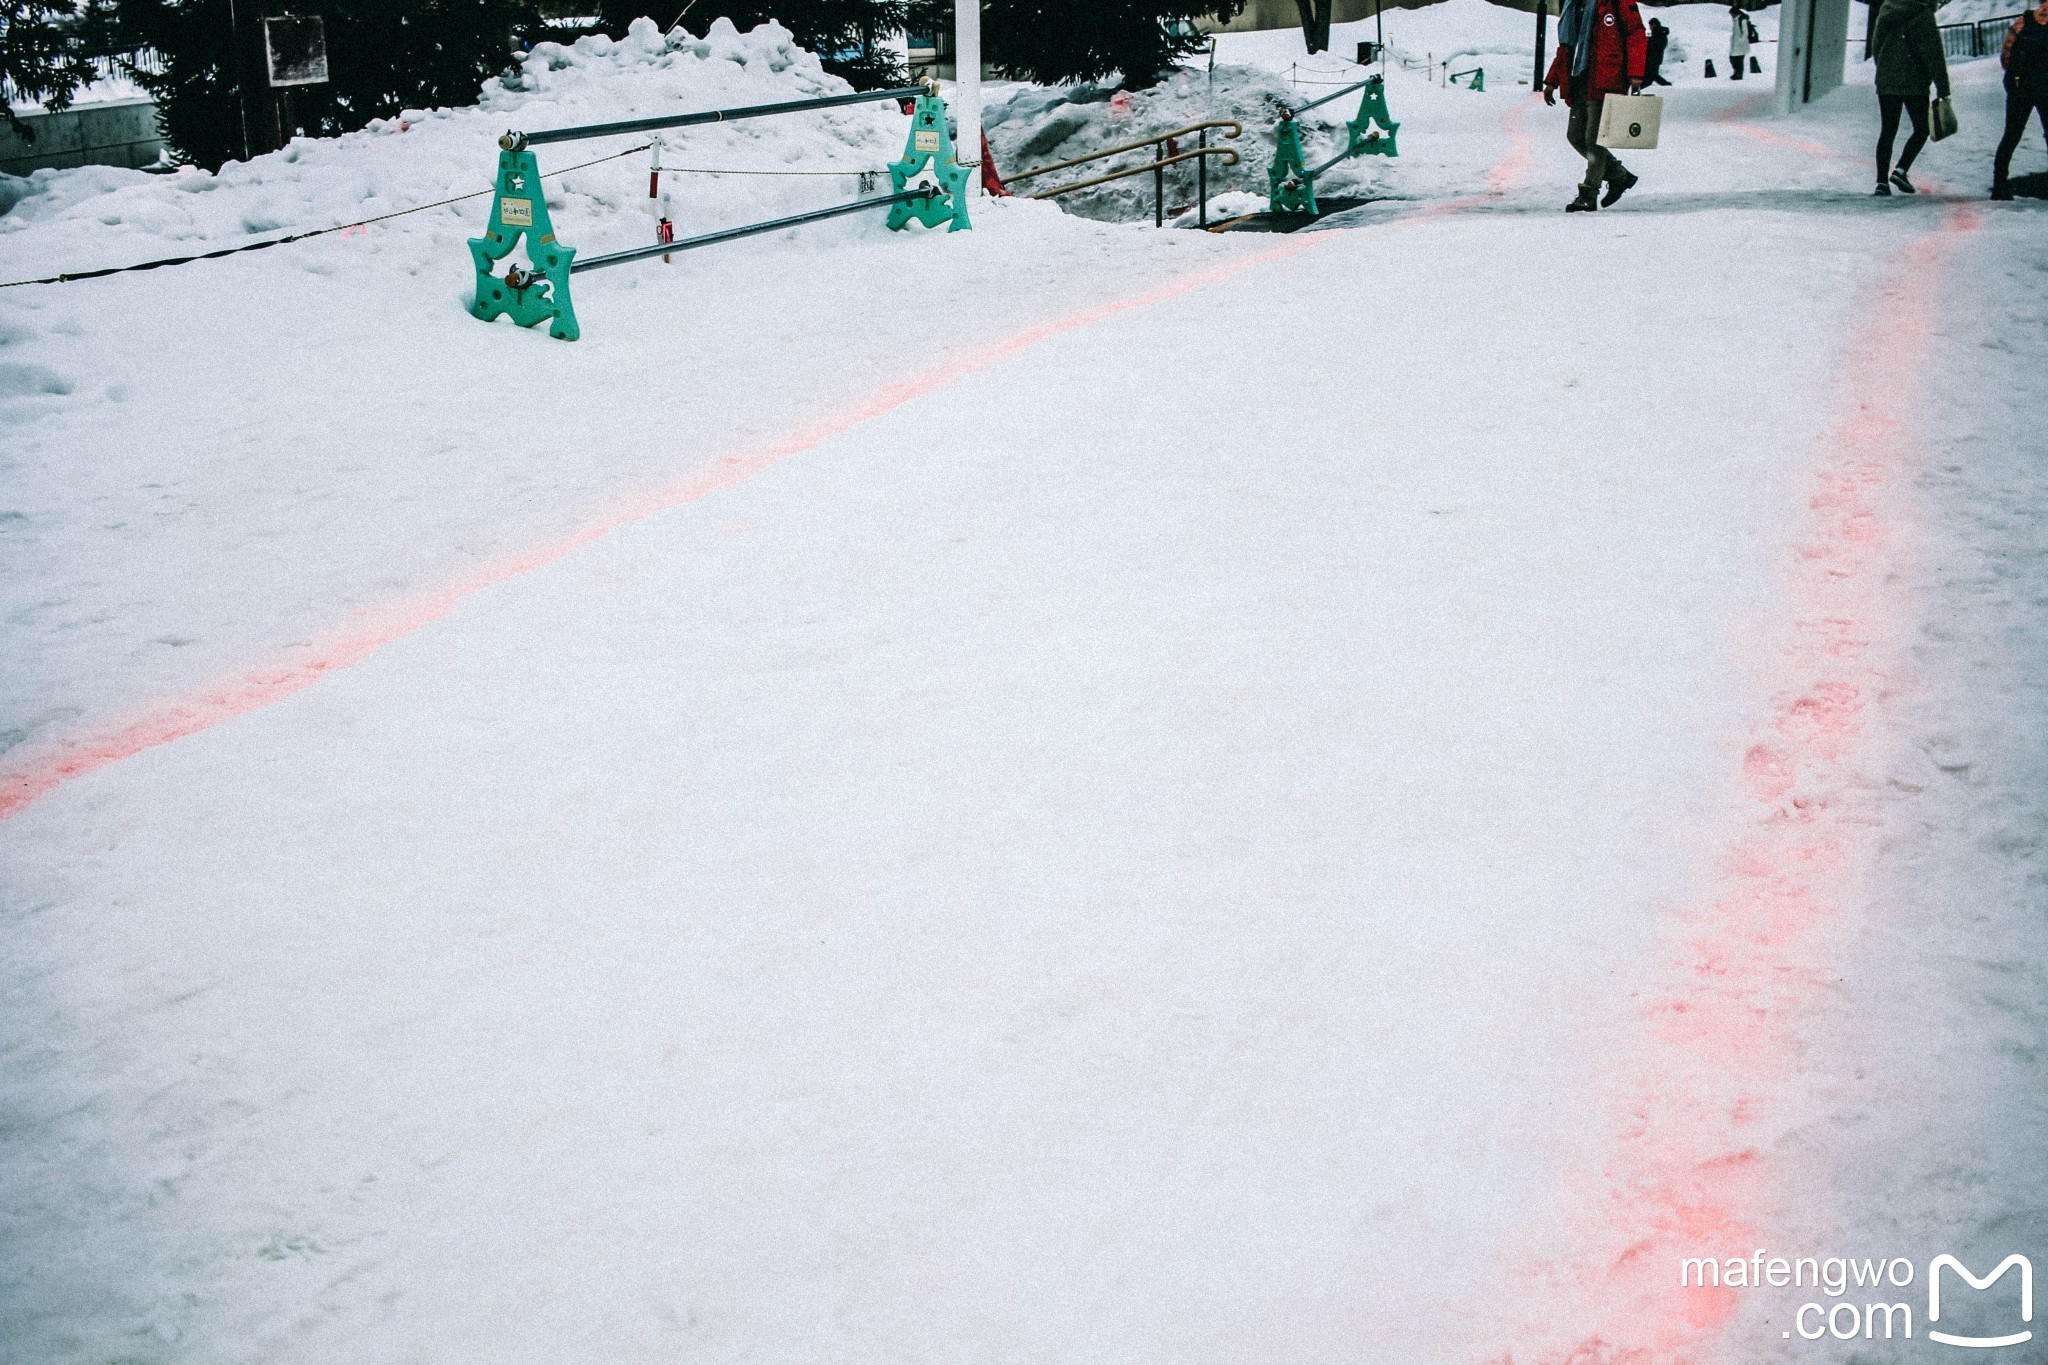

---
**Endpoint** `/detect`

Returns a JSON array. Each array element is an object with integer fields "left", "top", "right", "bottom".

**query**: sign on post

[{"left": 263, "top": 16, "right": 329, "bottom": 87}]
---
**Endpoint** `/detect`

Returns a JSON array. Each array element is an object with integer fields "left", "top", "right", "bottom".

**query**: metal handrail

[
  {"left": 1026, "top": 146, "right": 1241, "bottom": 199},
  {"left": 1292, "top": 76, "right": 1375, "bottom": 115},
  {"left": 1006, "top": 119, "right": 1242, "bottom": 184},
  {"left": 572, "top": 188, "right": 939, "bottom": 273},
  {"left": 510, "top": 84, "right": 931, "bottom": 149},
  {"left": 1936, "top": 10, "right": 2022, "bottom": 58}
]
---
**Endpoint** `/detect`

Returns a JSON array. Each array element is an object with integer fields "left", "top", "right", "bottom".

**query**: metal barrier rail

[
  {"left": 1268, "top": 74, "right": 1398, "bottom": 215},
  {"left": 509, "top": 84, "right": 931, "bottom": 149},
  {"left": 1937, "top": 12, "right": 2022, "bottom": 59},
  {"left": 473, "top": 88, "right": 967, "bottom": 340},
  {"left": 1007, "top": 119, "right": 1243, "bottom": 227},
  {"left": 571, "top": 188, "right": 939, "bottom": 272},
  {"left": 1291, "top": 76, "right": 1375, "bottom": 115}
]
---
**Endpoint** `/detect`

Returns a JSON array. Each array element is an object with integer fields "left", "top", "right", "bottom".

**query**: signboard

[{"left": 264, "top": 16, "right": 329, "bottom": 88}]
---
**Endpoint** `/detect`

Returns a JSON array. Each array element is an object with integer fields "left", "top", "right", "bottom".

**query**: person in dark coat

[
  {"left": 1543, "top": 0, "right": 1650, "bottom": 211},
  {"left": 1867, "top": 0, "right": 1951, "bottom": 194},
  {"left": 1993, "top": 0, "right": 2048, "bottom": 197},
  {"left": 1644, "top": 18, "right": 1673, "bottom": 85}
]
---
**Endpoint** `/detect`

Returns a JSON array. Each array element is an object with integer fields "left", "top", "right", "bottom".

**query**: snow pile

[
  {"left": 984, "top": 34, "right": 1534, "bottom": 226},
  {"left": 985, "top": 66, "right": 1345, "bottom": 222},
  {"left": 0, "top": 16, "right": 915, "bottom": 281},
  {"left": 5, "top": 70, "right": 155, "bottom": 113}
]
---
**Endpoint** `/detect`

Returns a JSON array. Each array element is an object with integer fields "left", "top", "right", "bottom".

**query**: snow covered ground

[
  {"left": 2, "top": 5, "right": 2045, "bottom": 1363},
  {"left": 983, "top": 2, "right": 1794, "bottom": 220}
]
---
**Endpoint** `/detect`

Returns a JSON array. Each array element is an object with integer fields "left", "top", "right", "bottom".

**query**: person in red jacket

[{"left": 1544, "top": 0, "right": 1650, "bottom": 211}]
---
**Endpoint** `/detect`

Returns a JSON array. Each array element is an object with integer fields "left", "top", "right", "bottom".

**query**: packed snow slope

[
  {"left": 3, "top": 5, "right": 2045, "bottom": 1363},
  {"left": 982, "top": 1, "right": 1788, "bottom": 220}
]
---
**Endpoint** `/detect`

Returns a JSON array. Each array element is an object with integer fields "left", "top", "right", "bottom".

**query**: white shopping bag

[{"left": 1597, "top": 92, "right": 1662, "bottom": 149}]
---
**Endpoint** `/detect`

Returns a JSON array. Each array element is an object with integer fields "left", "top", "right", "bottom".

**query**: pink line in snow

[
  {"left": 0, "top": 257, "right": 1273, "bottom": 818},
  {"left": 1708, "top": 92, "right": 1774, "bottom": 124},
  {"left": 1706, "top": 86, "right": 1856, "bottom": 162},
  {"left": 1511, "top": 202, "right": 1981, "bottom": 1365},
  {"left": 0, "top": 102, "right": 1539, "bottom": 823},
  {"left": 1486, "top": 97, "right": 1540, "bottom": 196},
  {"left": 1733, "top": 122, "right": 1854, "bottom": 162}
]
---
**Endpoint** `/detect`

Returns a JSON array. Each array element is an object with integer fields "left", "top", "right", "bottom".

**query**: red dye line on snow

[
  {"left": 1517, "top": 202, "right": 1980, "bottom": 1365},
  {"left": 1486, "top": 96, "right": 1540, "bottom": 195},
  {"left": 1708, "top": 91, "right": 1773, "bottom": 124},
  {"left": 1735, "top": 123, "right": 1851, "bottom": 160},
  {"left": 1706, "top": 88, "right": 1855, "bottom": 161},
  {"left": 0, "top": 102, "right": 1539, "bottom": 823},
  {"left": 0, "top": 238, "right": 1326, "bottom": 821}
]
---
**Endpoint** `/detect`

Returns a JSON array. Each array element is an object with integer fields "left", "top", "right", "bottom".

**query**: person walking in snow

[
  {"left": 1992, "top": 0, "right": 2048, "bottom": 197},
  {"left": 1544, "top": 0, "right": 1650, "bottom": 212},
  {"left": 1645, "top": 18, "right": 1674, "bottom": 85},
  {"left": 1729, "top": 5, "right": 1752, "bottom": 80},
  {"left": 1867, "top": 0, "right": 1951, "bottom": 194}
]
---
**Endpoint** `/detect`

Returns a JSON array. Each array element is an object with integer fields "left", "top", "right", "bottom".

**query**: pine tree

[
  {"left": 911, "top": 0, "right": 1243, "bottom": 89},
  {"left": 2, "top": 0, "right": 118, "bottom": 139},
  {"left": 595, "top": 0, "right": 911, "bottom": 88},
  {"left": 119, "top": 0, "right": 545, "bottom": 170}
]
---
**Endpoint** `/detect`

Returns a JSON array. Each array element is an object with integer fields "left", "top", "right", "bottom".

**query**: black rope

[{"left": 0, "top": 142, "right": 651, "bottom": 288}]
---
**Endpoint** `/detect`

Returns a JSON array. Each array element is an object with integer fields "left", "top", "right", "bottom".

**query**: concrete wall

[{"left": 0, "top": 98, "right": 163, "bottom": 177}]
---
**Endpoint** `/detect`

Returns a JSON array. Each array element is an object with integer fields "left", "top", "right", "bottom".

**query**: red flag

[{"left": 980, "top": 130, "right": 1010, "bottom": 197}]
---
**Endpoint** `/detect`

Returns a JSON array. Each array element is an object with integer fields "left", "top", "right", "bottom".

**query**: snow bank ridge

[{"left": 0, "top": 17, "right": 919, "bottom": 283}]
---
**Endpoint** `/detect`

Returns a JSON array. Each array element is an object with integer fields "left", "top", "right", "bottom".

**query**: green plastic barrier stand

[
  {"left": 1268, "top": 113, "right": 1318, "bottom": 215},
  {"left": 1347, "top": 76, "right": 1401, "bottom": 158},
  {"left": 468, "top": 146, "right": 580, "bottom": 341},
  {"left": 887, "top": 93, "right": 971, "bottom": 232}
]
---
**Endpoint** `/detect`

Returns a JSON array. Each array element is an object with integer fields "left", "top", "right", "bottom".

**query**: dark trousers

[
  {"left": 1567, "top": 96, "right": 1630, "bottom": 191},
  {"left": 1994, "top": 85, "right": 2048, "bottom": 182},
  {"left": 1877, "top": 90, "right": 1930, "bottom": 178}
]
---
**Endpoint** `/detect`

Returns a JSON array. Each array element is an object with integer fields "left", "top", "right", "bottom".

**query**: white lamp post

[{"left": 955, "top": 0, "right": 982, "bottom": 193}]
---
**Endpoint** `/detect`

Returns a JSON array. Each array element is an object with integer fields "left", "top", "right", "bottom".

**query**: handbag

[
  {"left": 1931, "top": 94, "right": 1959, "bottom": 141},
  {"left": 1597, "top": 91, "right": 1663, "bottom": 149}
]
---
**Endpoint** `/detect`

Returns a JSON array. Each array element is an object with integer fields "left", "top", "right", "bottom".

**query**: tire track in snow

[
  {"left": 1507, "top": 200, "right": 1982, "bottom": 1365},
  {"left": 0, "top": 100, "right": 1540, "bottom": 822}
]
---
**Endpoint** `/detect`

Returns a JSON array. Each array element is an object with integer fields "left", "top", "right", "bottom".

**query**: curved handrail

[
  {"left": 1025, "top": 146, "right": 1242, "bottom": 199},
  {"left": 1006, "top": 119, "right": 1243, "bottom": 184}
]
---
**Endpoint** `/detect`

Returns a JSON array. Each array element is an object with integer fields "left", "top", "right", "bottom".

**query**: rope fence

[{"left": 0, "top": 144, "right": 887, "bottom": 289}]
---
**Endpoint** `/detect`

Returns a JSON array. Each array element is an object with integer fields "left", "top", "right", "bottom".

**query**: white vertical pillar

[
  {"left": 1774, "top": 0, "right": 1809, "bottom": 113},
  {"left": 1806, "top": 0, "right": 1851, "bottom": 102},
  {"left": 954, "top": 0, "right": 983, "bottom": 193}
]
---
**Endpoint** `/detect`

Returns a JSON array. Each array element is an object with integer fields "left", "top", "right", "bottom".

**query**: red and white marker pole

[{"left": 649, "top": 139, "right": 674, "bottom": 261}]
